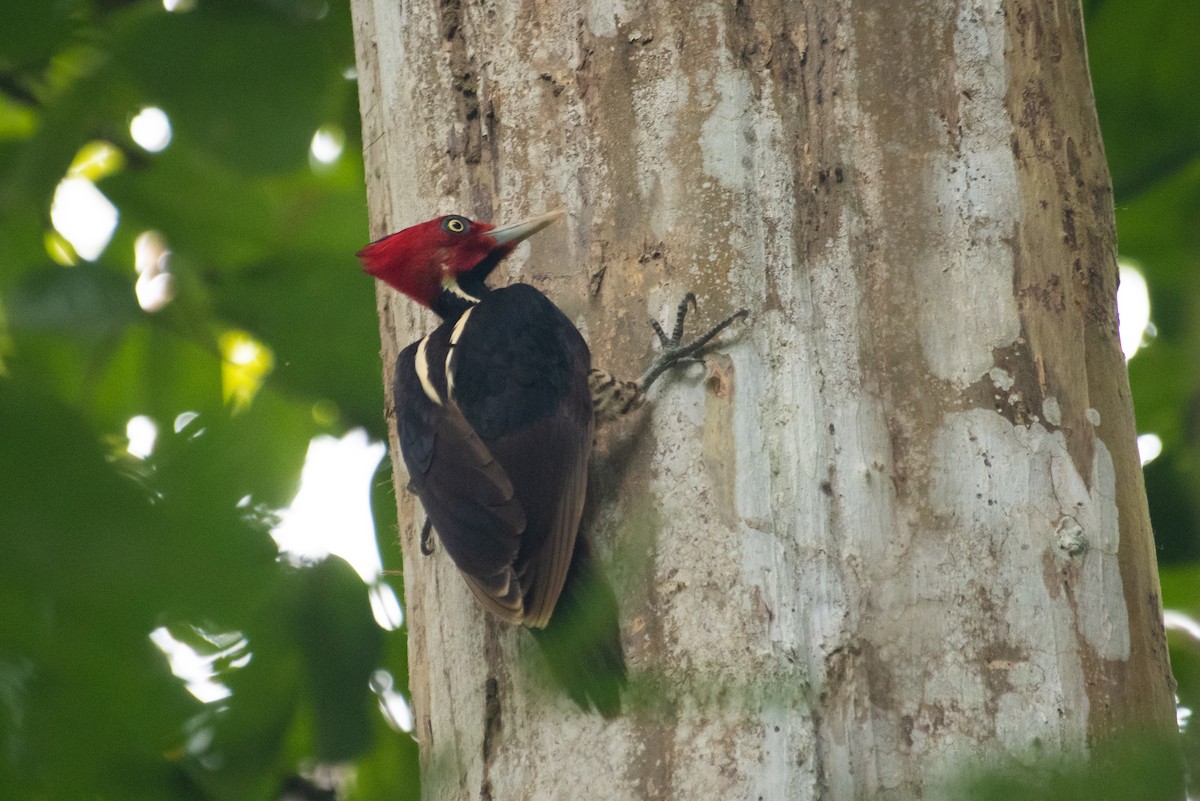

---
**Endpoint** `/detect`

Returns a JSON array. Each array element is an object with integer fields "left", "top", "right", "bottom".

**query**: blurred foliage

[
  {"left": 0, "top": 0, "right": 416, "bottom": 800},
  {"left": 0, "top": 0, "right": 1198, "bottom": 799},
  {"left": 1087, "top": 0, "right": 1200, "bottom": 565},
  {"left": 953, "top": 733, "right": 1186, "bottom": 801},
  {"left": 1087, "top": 0, "right": 1200, "bottom": 780}
]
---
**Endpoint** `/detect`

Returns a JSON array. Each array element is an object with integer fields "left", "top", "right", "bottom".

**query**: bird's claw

[
  {"left": 671, "top": 292, "right": 699, "bottom": 345},
  {"left": 420, "top": 518, "right": 435, "bottom": 555},
  {"left": 639, "top": 297, "right": 748, "bottom": 391},
  {"left": 649, "top": 292, "right": 700, "bottom": 349},
  {"left": 649, "top": 317, "right": 669, "bottom": 348}
]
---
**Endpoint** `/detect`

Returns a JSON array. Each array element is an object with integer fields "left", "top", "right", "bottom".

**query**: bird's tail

[{"left": 529, "top": 535, "right": 627, "bottom": 717}]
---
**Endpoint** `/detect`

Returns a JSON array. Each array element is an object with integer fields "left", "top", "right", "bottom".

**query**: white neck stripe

[
  {"left": 414, "top": 335, "right": 443, "bottom": 406},
  {"left": 444, "top": 306, "right": 476, "bottom": 401},
  {"left": 442, "top": 275, "right": 481, "bottom": 304},
  {"left": 449, "top": 306, "right": 475, "bottom": 346}
]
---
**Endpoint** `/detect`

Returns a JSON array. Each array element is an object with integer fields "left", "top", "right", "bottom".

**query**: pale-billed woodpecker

[{"left": 358, "top": 209, "right": 745, "bottom": 716}]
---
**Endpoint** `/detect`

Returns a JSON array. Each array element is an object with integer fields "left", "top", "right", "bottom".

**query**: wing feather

[
  {"left": 395, "top": 284, "right": 593, "bottom": 627},
  {"left": 487, "top": 399, "right": 592, "bottom": 628},
  {"left": 450, "top": 285, "right": 594, "bottom": 628},
  {"left": 394, "top": 339, "right": 528, "bottom": 622}
]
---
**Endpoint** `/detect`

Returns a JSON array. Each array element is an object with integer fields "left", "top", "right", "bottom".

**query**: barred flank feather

[{"left": 588, "top": 369, "right": 643, "bottom": 421}]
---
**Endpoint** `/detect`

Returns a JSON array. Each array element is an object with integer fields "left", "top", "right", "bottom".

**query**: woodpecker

[{"left": 358, "top": 209, "right": 745, "bottom": 716}]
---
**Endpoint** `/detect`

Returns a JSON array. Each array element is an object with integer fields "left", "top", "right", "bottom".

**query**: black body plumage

[{"left": 393, "top": 283, "right": 626, "bottom": 715}]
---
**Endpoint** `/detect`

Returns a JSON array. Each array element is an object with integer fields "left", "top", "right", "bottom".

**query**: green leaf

[
  {"left": 0, "top": 0, "right": 82, "bottom": 72},
  {"left": 1087, "top": 0, "right": 1200, "bottom": 201},
  {"left": 291, "top": 558, "right": 383, "bottom": 763},
  {"left": 5, "top": 262, "right": 139, "bottom": 337},
  {"left": 212, "top": 254, "right": 384, "bottom": 435},
  {"left": 111, "top": 5, "right": 339, "bottom": 175}
]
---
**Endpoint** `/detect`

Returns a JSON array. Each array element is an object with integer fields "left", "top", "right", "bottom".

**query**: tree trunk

[{"left": 350, "top": 1, "right": 1177, "bottom": 798}]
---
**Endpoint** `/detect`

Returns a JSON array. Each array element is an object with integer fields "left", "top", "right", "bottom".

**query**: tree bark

[{"left": 350, "top": 1, "right": 1177, "bottom": 798}]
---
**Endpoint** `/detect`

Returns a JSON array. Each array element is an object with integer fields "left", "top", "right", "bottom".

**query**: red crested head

[{"left": 357, "top": 210, "right": 565, "bottom": 313}]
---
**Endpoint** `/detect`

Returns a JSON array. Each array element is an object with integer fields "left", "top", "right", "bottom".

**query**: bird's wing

[
  {"left": 394, "top": 336, "right": 528, "bottom": 622},
  {"left": 484, "top": 393, "right": 591, "bottom": 628},
  {"left": 450, "top": 284, "right": 594, "bottom": 628}
]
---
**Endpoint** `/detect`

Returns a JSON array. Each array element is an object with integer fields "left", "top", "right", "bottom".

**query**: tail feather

[{"left": 529, "top": 536, "right": 626, "bottom": 717}]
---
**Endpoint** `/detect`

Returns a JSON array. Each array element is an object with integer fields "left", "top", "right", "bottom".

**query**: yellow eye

[{"left": 444, "top": 217, "right": 467, "bottom": 234}]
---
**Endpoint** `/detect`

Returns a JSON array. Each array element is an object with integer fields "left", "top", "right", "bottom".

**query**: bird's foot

[
  {"left": 591, "top": 295, "right": 747, "bottom": 421},
  {"left": 639, "top": 293, "right": 748, "bottom": 392}
]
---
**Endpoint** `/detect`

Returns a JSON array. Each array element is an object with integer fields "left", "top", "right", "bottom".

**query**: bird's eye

[{"left": 443, "top": 216, "right": 468, "bottom": 234}]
